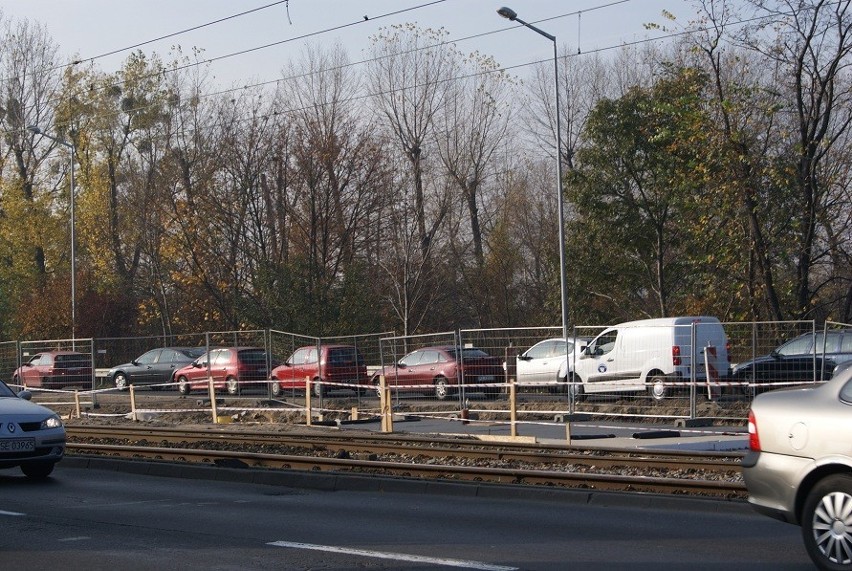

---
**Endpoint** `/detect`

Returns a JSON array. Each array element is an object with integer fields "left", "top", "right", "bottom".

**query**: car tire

[
  {"left": 372, "top": 377, "right": 382, "bottom": 399},
  {"left": 648, "top": 372, "right": 668, "bottom": 401},
  {"left": 21, "top": 461, "right": 55, "bottom": 480},
  {"left": 270, "top": 380, "right": 282, "bottom": 397},
  {"left": 565, "top": 374, "right": 585, "bottom": 402},
  {"left": 313, "top": 379, "right": 324, "bottom": 399},
  {"left": 434, "top": 377, "right": 449, "bottom": 401},
  {"left": 226, "top": 376, "right": 239, "bottom": 396},
  {"left": 177, "top": 376, "right": 190, "bottom": 396},
  {"left": 802, "top": 473, "right": 852, "bottom": 569},
  {"left": 114, "top": 372, "right": 128, "bottom": 390}
]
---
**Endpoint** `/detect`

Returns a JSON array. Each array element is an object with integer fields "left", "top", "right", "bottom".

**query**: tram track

[{"left": 65, "top": 425, "right": 747, "bottom": 498}]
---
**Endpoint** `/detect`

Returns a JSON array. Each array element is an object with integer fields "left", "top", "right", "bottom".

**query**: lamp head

[{"left": 497, "top": 7, "right": 517, "bottom": 21}]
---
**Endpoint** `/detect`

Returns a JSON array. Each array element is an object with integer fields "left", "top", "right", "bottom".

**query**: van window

[{"left": 589, "top": 331, "right": 618, "bottom": 356}]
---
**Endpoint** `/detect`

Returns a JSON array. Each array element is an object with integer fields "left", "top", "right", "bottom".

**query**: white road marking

[
  {"left": 58, "top": 537, "right": 91, "bottom": 542},
  {"left": 267, "top": 540, "right": 518, "bottom": 570},
  {"left": 0, "top": 510, "right": 25, "bottom": 516}
]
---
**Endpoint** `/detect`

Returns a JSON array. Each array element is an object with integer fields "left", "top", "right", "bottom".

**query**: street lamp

[
  {"left": 27, "top": 124, "right": 76, "bottom": 339},
  {"left": 497, "top": 7, "right": 569, "bottom": 345}
]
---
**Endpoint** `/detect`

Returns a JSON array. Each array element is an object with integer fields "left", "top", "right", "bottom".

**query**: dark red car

[
  {"left": 12, "top": 351, "right": 93, "bottom": 389},
  {"left": 371, "top": 346, "right": 502, "bottom": 400},
  {"left": 271, "top": 344, "right": 368, "bottom": 398},
  {"left": 174, "top": 347, "right": 269, "bottom": 396}
]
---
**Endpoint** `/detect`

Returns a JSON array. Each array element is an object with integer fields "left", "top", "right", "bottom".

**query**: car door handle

[{"left": 607, "top": 358, "right": 615, "bottom": 362}]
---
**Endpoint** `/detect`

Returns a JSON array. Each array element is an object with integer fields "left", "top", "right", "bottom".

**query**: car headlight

[{"left": 41, "top": 415, "right": 63, "bottom": 429}]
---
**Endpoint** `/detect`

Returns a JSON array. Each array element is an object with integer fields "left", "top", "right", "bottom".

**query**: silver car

[
  {"left": 743, "top": 368, "right": 852, "bottom": 569},
  {"left": 513, "top": 337, "right": 589, "bottom": 393},
  {"left": 0, "top": 380, "right": 65, "bottom": 479}
]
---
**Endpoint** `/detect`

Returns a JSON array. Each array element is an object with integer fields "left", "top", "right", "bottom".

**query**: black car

[
  {"left": 730, "top": 344, "right": 836, "bottom": 394},
  {"left": 107, "top": 347, "right": 206, "bottom": 390}
]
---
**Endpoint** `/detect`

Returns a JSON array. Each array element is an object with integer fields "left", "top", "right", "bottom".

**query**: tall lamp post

[
  {"left": 27, "top": 125, "right": 76, "bottom": 339},
  {"left": 497, "top": 7, "right": 569, "bottom": 345}
]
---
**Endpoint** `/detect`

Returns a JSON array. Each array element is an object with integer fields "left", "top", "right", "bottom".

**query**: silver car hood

[{"left": 0, "top": 396, "right": 56, "bottom": 418}]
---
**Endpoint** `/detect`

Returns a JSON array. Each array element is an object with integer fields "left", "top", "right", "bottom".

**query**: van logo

[{"left": 597, "top": 364, "right": 607, "bottom": 373}]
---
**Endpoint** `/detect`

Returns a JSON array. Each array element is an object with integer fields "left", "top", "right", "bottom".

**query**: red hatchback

[
  {"left": 174, "top": 347, "right": 269, "bottom": 396},
  {"left": 271, "top": 344, "right": 368, "bottom": 398},
  {"left": 371, "top": 346, "right": 502, "bottom": 400},
  {"left": 12, "top": 351, "right": 93, "bottom": 389}
]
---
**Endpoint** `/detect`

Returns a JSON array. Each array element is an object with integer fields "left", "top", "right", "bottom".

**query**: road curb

[{"left": 60, "top": 455, "right": 752, "bottom": 514}]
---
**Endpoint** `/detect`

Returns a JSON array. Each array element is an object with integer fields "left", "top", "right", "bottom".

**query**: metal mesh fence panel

[
  {"left": 0, "top": 341, "right": 18, "bottom": 388},
  {"left": 94, "top": 333, "right": 209, "bottom": 391},
  {"left": 17, "top": 339, "right": 95, "bottom": 409},
  {"left": 377, "top": 331, "right": 461, "bottom": 409}
]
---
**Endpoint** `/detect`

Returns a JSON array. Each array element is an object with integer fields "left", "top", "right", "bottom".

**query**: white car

[
  {"left": 0, "top": 380, "right": 65, "bottom": 479},
  {"left": 513, "top": 337, "right": 588, "bottom": 394}
]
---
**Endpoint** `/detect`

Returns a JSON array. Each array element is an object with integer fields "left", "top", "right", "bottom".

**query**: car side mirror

[{"left": 17, "top": 389, "right": 32, "bottom": 400}]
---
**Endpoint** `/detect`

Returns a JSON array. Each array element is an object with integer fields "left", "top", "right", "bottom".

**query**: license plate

[
  {"left": 0, "top": 438, "right": 35, "bottom": 452},
  {"left": 478, "top": 376, "right": 496, "bottom": 382}
]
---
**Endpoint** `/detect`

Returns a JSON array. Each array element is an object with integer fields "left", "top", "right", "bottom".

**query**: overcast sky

[{"left": 0, "top": 0, "right": 685, "bottom": 87}]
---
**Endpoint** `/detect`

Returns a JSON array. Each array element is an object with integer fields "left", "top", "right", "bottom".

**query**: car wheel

[
  {"left": 802, "top": 473, "right": 852, "bottom": 569},
  {"left": 270, "top": 380, "right": 282, "bottom": 397},
  {"left": 741, "top": 372, "right": 756, "bottom": 398},
  {"left": 313, "top": 379, "right": 324, "bottom": 399},
  {"left": 434, "top": 377, "right": 449, "bottom": 401},
  {"left": 566, "top": 374, "right": 585, "bottom": 402},
  {"left": 226, "top": 376, "right": 239, "bottom": 396},
  {"left": 648, "top": 373, "right": 668, "bottom": 401},
  {"left": 177, "top": 376, "right": 190, "bottom": 396},
  {"left": 114, "top": 372, "right": 128, "bottom": 390},
  {"left": 21, "top": 461, "right": 55, "bottom": 480}
]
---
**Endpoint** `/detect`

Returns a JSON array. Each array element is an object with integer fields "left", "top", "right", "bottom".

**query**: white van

[{"left": 571, "top": 316, "right": 730, "bottom": 401}]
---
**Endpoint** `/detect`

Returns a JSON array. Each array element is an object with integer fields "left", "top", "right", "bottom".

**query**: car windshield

[
  {"left": 329, "top": 348, "right": 363, "bottom": 365},
  {"left": 239, "top": 349, "right": 267, "bottom": 363},
  {"left": 445, "top": 348, "right": 490, "bottom": 360},
  {"left": 0, "top": 380, "right": 18, "bottom": 398},
  {"left": 180, "top": 348, "right": 206, "bottom": 358},
  {"left": 54, "top": 354, "right": 88, "bottom": 367}
]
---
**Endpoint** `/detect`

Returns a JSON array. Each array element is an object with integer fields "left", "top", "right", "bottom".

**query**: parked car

[
  {"left": 572, "top": 317, "right": 730, "bottom": 400},
  {"left": 271, "top": 344, "right": 368, "bottom": 398},
  {"left": 173, "top": 347, "right": 269, "bottom": 396},
  {"left": 512, "top": 337, "right": 589, "bottom": 393},
  {"left": 12, "top": 351, "right": 93, "bottom": 389},
  {"left": 730, "top": 332, "right": 841, "bottom": 394},
  {"left": 107, "top": 347, "right": 206, "bottom": 390},
  {"left": 743, "top": 366, "right": 852, "bottom": 569},
  {"left": 371, "top": 346, "right": 503, "bottom": 400},
  {"left": 0, "top": 380, "right": 65, "bottom": 479}
]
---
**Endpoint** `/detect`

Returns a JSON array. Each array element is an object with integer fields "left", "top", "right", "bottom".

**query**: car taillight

[
  {"left": 672, "top": 345, "right": 681, "bottom": 366},
  {"left": 748, "top": 409, "right": 761, "bottom": 451}
]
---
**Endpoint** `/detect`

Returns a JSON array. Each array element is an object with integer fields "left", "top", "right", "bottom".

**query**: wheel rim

[
  {"left": 812, "top": 490, "right": 852, "bottom": 565},
  {"left": 435, "top": 381, "right": 447, "bottom": 400},
  {"left": 271, "top": 382, "right": 281, "bottom": 397},
  {"left": 115, "top": 374, "right": 127, "bottom": 389},
  {"left": 227, "top": 379, "right": 238, "bottom": 395},
  {"left": 651, "top": 377, "right": 666, "bottom": 401},
  {"left": 178, "top": 379, "right": 189, "bottom": 394}
]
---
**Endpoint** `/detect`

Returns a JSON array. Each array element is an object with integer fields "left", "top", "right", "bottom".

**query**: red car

[
  {"left": 371, "top": 346, "right": 502, "bottom": 400},
  {"left": 271, "top": 344, "right": 368, "bottom": 398},
  {"left": 12, "top": 351, "right": 93, "bottom": 389},
  {"left": 174, "top": 347, "right": 269, "bottom": 396}
]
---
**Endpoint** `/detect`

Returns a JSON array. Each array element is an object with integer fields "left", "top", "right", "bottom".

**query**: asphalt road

[{"left": 0, "top": 461, "right": 812, "bottom": 570}]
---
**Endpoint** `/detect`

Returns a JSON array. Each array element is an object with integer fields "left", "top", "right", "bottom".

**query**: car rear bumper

[{"left": 742, "top": 449, "right": 812, "bottom": 525}]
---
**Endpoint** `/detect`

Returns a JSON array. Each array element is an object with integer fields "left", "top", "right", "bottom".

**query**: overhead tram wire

[
  {"left": 0, "top": 0, "right": 293, "bottom": 84},
  {"left": 43, "top": 0, "right": 449, "bottom": 104},
  {"left": 16, "top": 1, "right": 782, "bottom": 141},
  {"left": 27, "top": 0, "right": 644, "bottom": 131}
]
